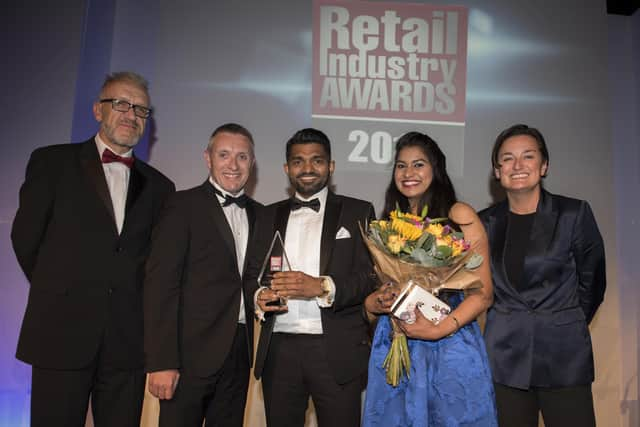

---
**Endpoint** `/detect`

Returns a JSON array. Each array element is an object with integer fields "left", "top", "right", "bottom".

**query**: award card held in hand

[
  {"left": 258, "top": 231, "right": 292, "bottom": 306},
  {"left": 391, "top": 280, "right": 451, "bottom": 324}
]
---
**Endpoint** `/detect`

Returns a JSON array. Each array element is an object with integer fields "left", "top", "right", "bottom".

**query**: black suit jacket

[
  {"left": 479, "top": 190, "right": 606, "bottom": 389},
  {"left": 144, "top": 181, "right": 263, "bottom": 377},
  {"left": 249, "top": 191, "right": 376, "bottom": 385},
  {"left": 11, "top": 139, "right": 175, "bottom": 369}
]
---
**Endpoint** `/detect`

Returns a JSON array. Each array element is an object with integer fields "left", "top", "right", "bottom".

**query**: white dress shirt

[
  {"left": 272, "top": 187, "right": 335, "bottom": 334},
  {"left": 95, "top": 135, "right": 131, "bottom": 235},
  {"left": 210, "top": 178, "right": 249, "bottom": 324}
]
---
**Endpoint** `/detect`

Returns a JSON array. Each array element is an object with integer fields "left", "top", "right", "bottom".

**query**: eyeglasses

[{"left": 99, "top": 99, "right": 152, "bottom": 119}]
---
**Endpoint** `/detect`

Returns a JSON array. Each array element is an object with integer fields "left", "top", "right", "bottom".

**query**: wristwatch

[
  {"left": 320, "top": 277, "right": 332, "bottom": 296},
  {"left": 319, "top": 277, "right": 334, "bottom": 304}
]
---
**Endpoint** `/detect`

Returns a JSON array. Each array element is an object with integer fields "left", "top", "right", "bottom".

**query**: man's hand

[
  {"left": 148, "top": 369, "right": 180, "bottom": 400},
  {"left": 256, "top": 287, "right": 288, "bottom": 313},
  {"left": 270, "top": 271, "right": 324, "bottom": 299},
  {"left": 364, "top": 282, "right": 400, "bottom": 315}
]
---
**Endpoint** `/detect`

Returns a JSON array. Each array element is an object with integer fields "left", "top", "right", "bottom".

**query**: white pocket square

[{"left": 336, "top": 227, "right": 351, "bottom": 239}]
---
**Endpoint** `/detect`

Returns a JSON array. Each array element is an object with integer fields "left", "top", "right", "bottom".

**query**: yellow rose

[
  {"left": 387, "top": 234, "right": 406, "bottom": 254},
  {"left": 425, "top": 223, "right": 444, "bottom": 237}
]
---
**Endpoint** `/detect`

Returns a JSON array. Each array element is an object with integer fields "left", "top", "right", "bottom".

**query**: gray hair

[{"left": 99, "top": 71, "right": 149, "bottom": 98}]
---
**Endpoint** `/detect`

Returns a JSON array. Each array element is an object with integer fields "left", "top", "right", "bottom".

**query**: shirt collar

[
  {"left": 209, "top": 177, "right": 245, "bottom": 202},
  {"left": 95, "top": 134, "right": 133, "bottom": 158}
]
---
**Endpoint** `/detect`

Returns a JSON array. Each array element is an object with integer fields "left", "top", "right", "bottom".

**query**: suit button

[{"left": 116, "top": 246, "right": 123, "bottom": 252}]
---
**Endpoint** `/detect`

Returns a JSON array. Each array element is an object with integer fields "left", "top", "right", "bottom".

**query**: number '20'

[{"left": 347, "top": 130, "right": 397, "bottom": 164}]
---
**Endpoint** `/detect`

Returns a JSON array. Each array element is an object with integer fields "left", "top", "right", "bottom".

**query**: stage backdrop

[{"left": 1, "top": 1, "right": 638, "bottom": 426}]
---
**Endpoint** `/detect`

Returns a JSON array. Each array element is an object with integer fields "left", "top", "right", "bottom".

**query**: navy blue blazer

[{"left": 479, "top": 190, "right": 605, "bottom": 389}]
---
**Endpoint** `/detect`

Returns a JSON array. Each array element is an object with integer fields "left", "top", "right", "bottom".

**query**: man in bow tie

[
  {"left": 249, "top": 128, "right": 377, "bottom": 427},
  {"left": 144, "top": 123, "right": 263, "bottom": 426},
  {"left": 11, "top": 71, "right": 175, "bottom": 426}
]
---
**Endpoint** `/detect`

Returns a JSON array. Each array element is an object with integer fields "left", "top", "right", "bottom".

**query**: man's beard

[
  {"left": 102, "top": 121, "right": 141, "bottom": 149},
  {"left": 292, "top": 173, "right": 328, "bottom": 198}
]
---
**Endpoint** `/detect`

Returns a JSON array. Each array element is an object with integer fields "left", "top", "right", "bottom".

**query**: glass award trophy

[{"left": 257, "top": 231, "right": 292, "bottom": 306}]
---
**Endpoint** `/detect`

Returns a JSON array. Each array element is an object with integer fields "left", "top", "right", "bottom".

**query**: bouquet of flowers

[{"left": 361, "top": 205, "right": 483, "bottom": 386}]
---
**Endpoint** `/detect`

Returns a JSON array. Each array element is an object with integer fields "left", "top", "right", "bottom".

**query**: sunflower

[{"left": 388, "top": 210, "right": 424, "bottom": 241}]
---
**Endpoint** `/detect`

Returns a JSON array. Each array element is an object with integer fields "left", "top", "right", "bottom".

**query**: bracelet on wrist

[{"left": 448, "top": 314, "right": 460, "bottom": 336}]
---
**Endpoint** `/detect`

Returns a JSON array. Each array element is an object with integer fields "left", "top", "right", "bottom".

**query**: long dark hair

[{"left": 382, "top": 132, "right": 457, "bottom": 219}]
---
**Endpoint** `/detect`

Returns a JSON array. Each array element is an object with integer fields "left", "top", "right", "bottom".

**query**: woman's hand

[
  {"left": 397, "top": 306, "right": 455, "bottom": 341},
  {"left": 364, "top": 282, "right": 400, "bottom": 315}
]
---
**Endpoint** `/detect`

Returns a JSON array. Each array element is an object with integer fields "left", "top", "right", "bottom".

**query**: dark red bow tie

[{"left": 101, "top": 149, "right": 134, "bottom": 168}]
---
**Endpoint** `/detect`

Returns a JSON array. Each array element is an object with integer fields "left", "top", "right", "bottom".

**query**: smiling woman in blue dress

[
  {"left": 479, "top": 124, "right": 606, "bottom": 427},
  {"left": 362, "top": 131, "right": 497, "bottom": 427}
]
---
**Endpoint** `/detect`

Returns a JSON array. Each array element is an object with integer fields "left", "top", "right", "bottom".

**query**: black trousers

[
  {"left": 159, "top": 324, "right": 250, "bottom": 427},
  {"left": 261, "top": 333, "right": 363, "bottom": 427},
  {"left": 494, "top": 382, "right": 596, "bottom": 427},
  {"left": 31, "top": 356, "right": 145, "bottom": 427}
]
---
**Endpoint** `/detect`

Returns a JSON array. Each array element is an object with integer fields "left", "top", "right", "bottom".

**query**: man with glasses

[{"left": 11, "top": 71, "right": 175, "bottom": 427}]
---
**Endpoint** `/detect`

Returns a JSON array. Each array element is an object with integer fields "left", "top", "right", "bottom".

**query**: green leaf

[
  {"left": 420, "top": 205, "right": 429, "bottom": 219},
  {"left": 409, "top": 248, "right": 442, "bottom": 267},
  {"left": 435, "top": 245, "right": 452, "bottom": 259},
  {"left": 419, "top": 233, "right": 435, "bottom": 250},
  {"left": 428, "top": 216, "right": 448, "bottom": 224},
  {"left": 465, "top": 253, "right": 484, "bottom": 270}
]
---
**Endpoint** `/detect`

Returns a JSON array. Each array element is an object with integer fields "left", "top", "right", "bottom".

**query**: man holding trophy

[{"left": 250, "top": 128, "right": 377, "bottom": 427}]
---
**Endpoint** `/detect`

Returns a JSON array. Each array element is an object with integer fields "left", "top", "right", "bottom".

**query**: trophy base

[{"left": 266, "top": 296, "right": 287, "bottom": 307}]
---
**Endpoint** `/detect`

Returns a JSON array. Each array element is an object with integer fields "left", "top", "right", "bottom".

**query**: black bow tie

[
  {"left": 290, "top": 197, "right": 320, "bottom": 212},
  {"left": 213, "top": 187, "right": 248, "bottom": 209}
]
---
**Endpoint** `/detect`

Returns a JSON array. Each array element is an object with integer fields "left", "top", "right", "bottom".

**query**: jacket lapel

[
  {"left": 488, "top": 201, "right": 509, "bottom": 286},
  {"left": 242, "top": 200, "right": 258, "bottom": 275},
  {"left": 202, "top": 181, "right": 239, "bottom": 273},
  {"left": 488, "top": 200, "right": 528, "bottom": 303},
  {"left": 79, "top": 140, "right": 118, "bottom": 234},
  {"left": 274, "top": 201, "right": 291, "bottom": 240},
  {"left": 125, "top": 162, "right": 145, "bottom": 215},
  {"left": 320, "top": 192, "right": 341, "bottom": 275}
]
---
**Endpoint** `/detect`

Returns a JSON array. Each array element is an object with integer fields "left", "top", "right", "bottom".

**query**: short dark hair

[
  {"left": 383, "top": 131, "right": 457, "bottom": 219},
  {"left": 100, "top": 71, "right": 149, "bottom": 98},
  {"left": 491, "top": 124, "right": 549, "bottom": 170},
  {"left": 285, "top": 128, "right": 331, "bottom": 161},
  {"left": 208, "top": 123, "right": 255, "bottom": 152}
]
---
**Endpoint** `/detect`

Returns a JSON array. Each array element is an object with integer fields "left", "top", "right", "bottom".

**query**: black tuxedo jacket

[
  {"left": 479, "top": 190, "right": 606, "bottom": 389},
  {"left": 249, "top": 191, "right": 377, "bottom": 385},
  {"left": 143, "top": 181, "right": 264, "bottom": 377},
  {"left": 11, "top": 139, "right": 175, "bottom": 369}
]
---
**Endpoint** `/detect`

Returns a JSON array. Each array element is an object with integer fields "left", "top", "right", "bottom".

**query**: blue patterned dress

[{"left": 363, "top": 293, "right": 497, "bottom": 427}]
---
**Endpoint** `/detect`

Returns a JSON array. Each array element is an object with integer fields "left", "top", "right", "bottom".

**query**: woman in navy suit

[{"left": 479, "top": 124, "right": 606, "bottom": 427}]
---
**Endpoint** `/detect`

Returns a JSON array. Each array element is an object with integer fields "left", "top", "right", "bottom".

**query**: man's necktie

[
  {"left": 101, "top": 149, "right": 134, "bottom": 168},
  {"left": 290, "top": 197, "right": 320, "bottom": 212},
  {"left": 214, "top": 187, "right": 248, "bottom": 208}
]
